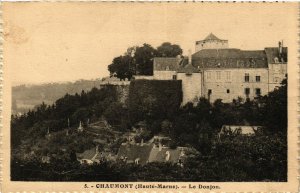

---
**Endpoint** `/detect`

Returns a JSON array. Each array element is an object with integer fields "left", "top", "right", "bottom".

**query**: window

[
  {"left": 245, "top": 73, "right": 250, "bottom": 82},
  {"left": 255, "top": 88, "right": 261, "bottom": 96},
  {"left": 207, "top": 72, "right": 212, "bottom": 80},
  {"left": 227, "top": 89, "right": 230, "bottom": 94},
  {"left": 245, "top": 88, "right": 250, "bottom": 95},
  {"left": 208, "top": 89, "right": 212, "bottom": 95},
  {"left": 256, "top": 76, "right": 261, "bottom": 82},
  {"left": 226, "top": 71, "right": 231, "bottom": 81},
  {"left": 216, "top": 71, "right": 221, "bottom": 80},
  {"left": 172, "top": 75, "right": 177, "bottom": 80}
]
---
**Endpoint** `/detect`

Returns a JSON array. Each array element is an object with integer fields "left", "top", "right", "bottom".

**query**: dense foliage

[
  {"left": 11, "top": 86, "right": 127, "bottom": 148},
  {"left": 11, "top": 78, "right": 287, "bottom": 182},
  {"left": 128, "top": 79, "right": 182, "bottom": 125},
  {"left": 11, "top": 133, "right": 286, "bottom": 182},
  {"left": 108, "top": 42, "right": 183, "bottom": 79}
]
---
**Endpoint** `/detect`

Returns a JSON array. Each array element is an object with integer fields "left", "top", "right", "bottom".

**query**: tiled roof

[
  {"left": 94, "top": 151, "right": 116, "bottom": 161},
  {"left": 117, "top": 144, "right": 154, "bottom": 165},
  {"left": 148, "top": 147, "right": 184, "bottom": 163},
  {"left": 177, "top": 63, "right": 200, "bottom": 74},
  {"left": 76, "top": 147, "right": 97, "bottom": 160},
  {"left": 192, "top": 49, "right": 268, "bottom": 68},
  {"left": 153, "top": 47, "right": 287, "bottom": 70},
  {"left": 264, "top": 47, "right": 288, "bottom": 64},
  {"left": 153, "top": 57, "right": 182, "bottom": 71}
]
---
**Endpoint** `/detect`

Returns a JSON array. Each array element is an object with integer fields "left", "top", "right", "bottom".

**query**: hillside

[
  {"left": 10, "top": 78, "right": 287, "bottom": 181},
  {"left": 12, "top": 79, "right": 105, "bottom": 115}
]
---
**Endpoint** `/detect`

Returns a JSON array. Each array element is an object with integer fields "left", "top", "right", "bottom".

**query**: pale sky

[{"left": 4, "top": 2, "right": 298, "bottom": 86}]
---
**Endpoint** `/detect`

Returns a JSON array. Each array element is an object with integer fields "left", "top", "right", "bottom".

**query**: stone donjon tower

[{"left": 195, "top": 33, "right": 228, "bottom": 52}]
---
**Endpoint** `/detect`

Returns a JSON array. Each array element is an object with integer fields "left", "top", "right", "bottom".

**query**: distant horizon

[{"left": 12, "top": 77, "right": 106, "bottom": 87}]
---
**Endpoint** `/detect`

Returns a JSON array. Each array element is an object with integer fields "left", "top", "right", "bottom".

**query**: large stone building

[{"left": 151, "top": 33, "right": 287, "bottom": 104}]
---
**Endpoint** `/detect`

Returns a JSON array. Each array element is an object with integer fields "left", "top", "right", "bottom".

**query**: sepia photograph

[{"left": 2, "top": 2, "right": 299, "bottom": 192}]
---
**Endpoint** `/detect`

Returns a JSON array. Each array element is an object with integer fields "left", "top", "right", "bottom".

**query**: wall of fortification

[
  {"left": 177, "top": 73, "right": 202, "bottom": 105},
  {"left": 153, "top": 70, "right": 177, "bottom": 80}
]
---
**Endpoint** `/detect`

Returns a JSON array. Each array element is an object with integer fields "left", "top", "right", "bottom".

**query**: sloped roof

[
  {"left": 204, "top": 33, "right": 222, "bottom": 41},
  {"left": 76, "top": 147, "right": 97, "bottom": 160},
  {"left": 117, "top": 144, "right": 154, "bottom": 165},
  {"left": 153, "top": 47, "right": 286, "bottom": 70},
  {"left": 177, "top": 63, "right": 200, "bottom": 74},
  {"left": 148, "top": 147, "right": 184, "bottom": 163},
  {"left": 153, "top": 57, "right": 182, "bottom": 71},
  {"left": 192, "top": 49, "right": 268, "bottom": 68},
  {"left": 94, "top": 151, "right": 116, "bottom": 161},
  {"left": 220, "top": 125, "right": 263, "bottom": 135},
  {"left": 192, "top": 49, "right": 266, "bottom": 58},
  {"left": 264, "top": 47, "right": 288, "bottom": 64}
]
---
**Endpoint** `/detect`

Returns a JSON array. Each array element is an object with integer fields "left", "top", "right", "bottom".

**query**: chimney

[
  {"left": 158, "top": 143, "right": 162, "bottom": 151},
  {"left": 278, "top": 41, "right": 282, "bottom": 54},
  {"left": 188, "top": 49, "right": 192, "bottom": 64}
]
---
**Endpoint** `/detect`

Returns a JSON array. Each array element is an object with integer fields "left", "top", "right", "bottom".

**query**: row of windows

[
  {"left": 244, "top": 73, "right": 261, "bottom": 82},
  {"left": 207, "top": 88, "right": 261, "bottom": 96},
  {"left": 207, "top": 72, "right": 261, "bottom": 82},
  {"left": 245, "top": 88, "right": 261, "bottom": 96},
  {"left": 207, "top": 71, "right": 231, "bottom": 80},
  {"left": 173, "top": 73, "right": 261, "bottom": 83}
]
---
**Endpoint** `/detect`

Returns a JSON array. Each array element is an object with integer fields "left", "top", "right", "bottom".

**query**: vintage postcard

[{"left": 2, "top": 2, "right": 299, "bottom": 193}]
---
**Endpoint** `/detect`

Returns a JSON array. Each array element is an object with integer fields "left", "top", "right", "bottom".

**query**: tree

[
  {"left": 157, "top": 42, "right": 183, "bottom": 57},
  {"left": 258, "top": 78, "right": 287, "bottom": 134},
  {"left": 134, "top": 44, "right": 157, "bottom": 75},
  {"left": 108, "top": 42, "right": 183, "bottom": 79},
  {"left": 108, "top": 55, "right": 134, "bottom": 80},
  {"left": 161, "top": 119, "right": 173, "bottom": 136},
  {"left": 103, "top": 102, "right": 127, "bottom": 127}
]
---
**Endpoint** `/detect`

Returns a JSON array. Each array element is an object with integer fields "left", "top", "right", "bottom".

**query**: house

[
  {"left": 148, "top": 135, "right": 172, "bottom": 147},
  {"left": 76, "top": 145, "right": 116, "bottom": 164},
  {"left": 149, "top": 33, "right": 288, "bottom": 104},
  {"left": 218, "top": 125, "right": 263, "bottom": 137},
  {"left": 76, "top": 146, "right": 99, "bottom": 164},
  {"left": 117, "top": 143, "right": 154, "bottom": 164},
  {"left": 148, "top": 145, "right": 186, "bottom": 165},
  {"left": 117, "top": 140, "right": 187, "bottom": 165}
]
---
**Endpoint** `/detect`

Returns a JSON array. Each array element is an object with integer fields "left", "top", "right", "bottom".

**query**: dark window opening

[
  {"left": 245, "top": 73, "right": 250, "bottom": 82},
  {"left": 255, "top": 88, "right": 261, "bottom": 96},
  {"left": 256, "top": 76, "right": 261, "bottom": 82},
  {"left": 172, "top": 75, "right": 177, "bottom": 80},
  {"left": 227, "top": 89, "right": 230, "bottom": 94},
  {"left": 208, "top": 89, "right": 212, "bottom": 95},
  {"left": 245, "top": 88, "right": 250, "bottom": 95}
]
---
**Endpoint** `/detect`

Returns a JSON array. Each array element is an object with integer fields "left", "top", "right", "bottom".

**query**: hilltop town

[{"left": 11, "top": 34, "right": 288, "bottom": 181}]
